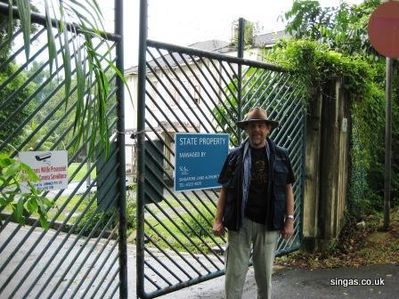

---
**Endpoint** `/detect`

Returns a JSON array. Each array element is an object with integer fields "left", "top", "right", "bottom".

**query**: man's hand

[
  {"left": 280, "top": 218, "right": 294, "bottom": 240},
  {"left": 212, "top": 220, "right": 225, "bottom": 237},
  {"left": 282, "top": 184, "right": 295, "bottom": 240}
]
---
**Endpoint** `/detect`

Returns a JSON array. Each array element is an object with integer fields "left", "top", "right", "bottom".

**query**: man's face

[{"left": 245, "top": 121, "right": 270, "bottom": 148}]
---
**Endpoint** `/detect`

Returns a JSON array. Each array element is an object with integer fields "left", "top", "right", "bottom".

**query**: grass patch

[
  {"left": 144, "top": 200, "right": 217, "bottom": 253},
  {"left": 75, "top": 199, "right": 136, "bottom": 236},
  {"left": 50, "top": 194, "right": 93, "bottom": 222},
  {"left": 68, "top": 162, "right": 96, "bottom": 182},
  {"left": 0, "top": 194, "right": 92, "bottom": 224}
]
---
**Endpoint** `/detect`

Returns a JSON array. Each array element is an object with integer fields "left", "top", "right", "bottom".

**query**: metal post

[
  {"left": 115, "top": 0, "right": 128, "bottom": 297},
  {"left": 137, "top": 0, "right": 148, "bottom": 297},
  {"left": 237, "top": 17, "right": 245, "bottom": 143},
  {"left": 237, "top": 18, "right": 245, "bottom": 59},
  {"left": 384, "top": 57, "right": 392, "bottom": 230}
]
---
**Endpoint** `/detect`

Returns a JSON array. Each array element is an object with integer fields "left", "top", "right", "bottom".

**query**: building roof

[
  {"left": 188, "top": 40, "right": 234, "bottom": 53},
  {"left": 125, "top": 39, "right": 235, "bottom": 75},
  {"left": 253, "top": 30, "right": 290, "bottom": 48}
]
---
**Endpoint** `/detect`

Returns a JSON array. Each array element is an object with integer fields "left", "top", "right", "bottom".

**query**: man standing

[{"left": 212, "top": 107, "right": 295, "bottom": 299}]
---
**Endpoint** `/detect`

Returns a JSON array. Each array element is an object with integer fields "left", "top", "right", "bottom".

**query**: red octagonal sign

[{"left": 368, "top": 1, "right": 399, "bottom": 58}]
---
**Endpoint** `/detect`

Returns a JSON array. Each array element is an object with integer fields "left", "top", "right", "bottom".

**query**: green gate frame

[{"left": 136, "top": 1, "right": 306, "bottom": 298}]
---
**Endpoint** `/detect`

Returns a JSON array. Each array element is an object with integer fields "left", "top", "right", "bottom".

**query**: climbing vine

[{"left": 264, "top": 39, "right": 397, "bottom": 217}]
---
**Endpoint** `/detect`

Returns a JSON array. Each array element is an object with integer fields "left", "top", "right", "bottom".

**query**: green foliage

[
  {"left": 280, "top": 0, "right": 399, "bottom": 216},
  {"left": 0, "top": 63, "right": 36, "bottom": 146},
  {"left": 266, "top": 39, "right": 373, "bottom": 98},
  {"left": 285, "top": 0, "right": 381, "bottom": 57},
  {"left": 284, "top": 0, "right": 329, "bottom": 41},
  {"left": 76, "top": 203, "right": 116, "bottom": 236},
  {"left": 178, "top": 205, "right": 215, "bottom": 238},
  {"left": 73, "top": 31, "right": 111, "bottom": 157},
  {"left": 349, "top": 84, "right": 386, "bottom": 216},
  {"left": 0, "top": 153, "right": 52, "bottom": 228},
  {"left": 68, "top": 162, "right": 96, "bottom": 182},
  {"left": 266, "top": 41, "right": 396, "bottom": 216},
  {"left": 0, "top": 3, "right": 50, "bottom": 227},
  {"left": 8, "top": 1, "right": 125, "bottom": 159},
  {"left": 25, "top": 62, "right": 79, "bottom": 155},
  {"left": 126, "top": 199, "right": 137, "bottom": 229},
  {"left": 76, "top": 199, "right": 136, "bottom": 236},
  {"left": 0, "top": 1, "right": 130, "bottom": 230}
]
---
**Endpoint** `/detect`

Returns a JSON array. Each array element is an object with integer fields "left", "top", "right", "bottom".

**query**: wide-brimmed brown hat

[{"left": 236, "top": 107, "right": 279, "bottom": 130}]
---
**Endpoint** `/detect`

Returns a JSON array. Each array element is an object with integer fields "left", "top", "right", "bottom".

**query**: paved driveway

[
  {"left": 2, "top": 222, "right": 397, "bottom": 298},
  {"left": 160, "top": 264, "right": 398, "bottom": 299}
]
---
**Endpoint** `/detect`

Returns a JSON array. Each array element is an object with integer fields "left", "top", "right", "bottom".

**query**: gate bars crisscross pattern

[
  {"left": 136, "top": 40, "right": 306, "bottom": 298},
  {"left": 0, "top": 2, "right": 127, "bottom": 298}
]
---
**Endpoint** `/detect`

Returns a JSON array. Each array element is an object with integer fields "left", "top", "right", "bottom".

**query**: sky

[{"left": 123, "top": 0, "right": 364, "bottom": 68}]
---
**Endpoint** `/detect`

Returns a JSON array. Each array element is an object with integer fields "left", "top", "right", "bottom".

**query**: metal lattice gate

[
  {"left": 0, "top": 1, "right": 127, "bottom": 298},
  {"left": 136, "top": 37, "right": 306, "bottom": 298}
]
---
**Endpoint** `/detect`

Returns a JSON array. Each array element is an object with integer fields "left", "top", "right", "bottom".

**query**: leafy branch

[{"left": 0, "top": 153, "right": 52, "bottom": 228}]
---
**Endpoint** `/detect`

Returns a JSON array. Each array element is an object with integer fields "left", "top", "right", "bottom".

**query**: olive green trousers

[{"left": 224, "top": 218, "right": 279, "bottom": 299}]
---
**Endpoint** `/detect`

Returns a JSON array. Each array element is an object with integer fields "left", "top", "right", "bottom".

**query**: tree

[
  {"left": 2, "top": 0, "right": 124, "bottom": 156},
  {"left": 284, "top": 0, "right": 381, "bottom": 58},
  {"left": 0, "top": 64, "right": 36, "bottom": 146}
]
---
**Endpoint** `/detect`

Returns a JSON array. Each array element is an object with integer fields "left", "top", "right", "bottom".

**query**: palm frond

[
  {"left": 16, "top": 0, "right": 31, "bottom": 59},
  {"left": 9, "top": 0, "right": 121, "bottom": 158},
  {"left": 67, "top": 0, "right": 102, "bottom": 30},
  {"left": 44, "top": 0, "right": 57, "bottom": 73}
]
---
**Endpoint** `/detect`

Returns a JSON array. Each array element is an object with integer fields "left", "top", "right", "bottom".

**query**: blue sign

[{"left": 174, "top": 133, "right": 229, "bottom": 192}]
